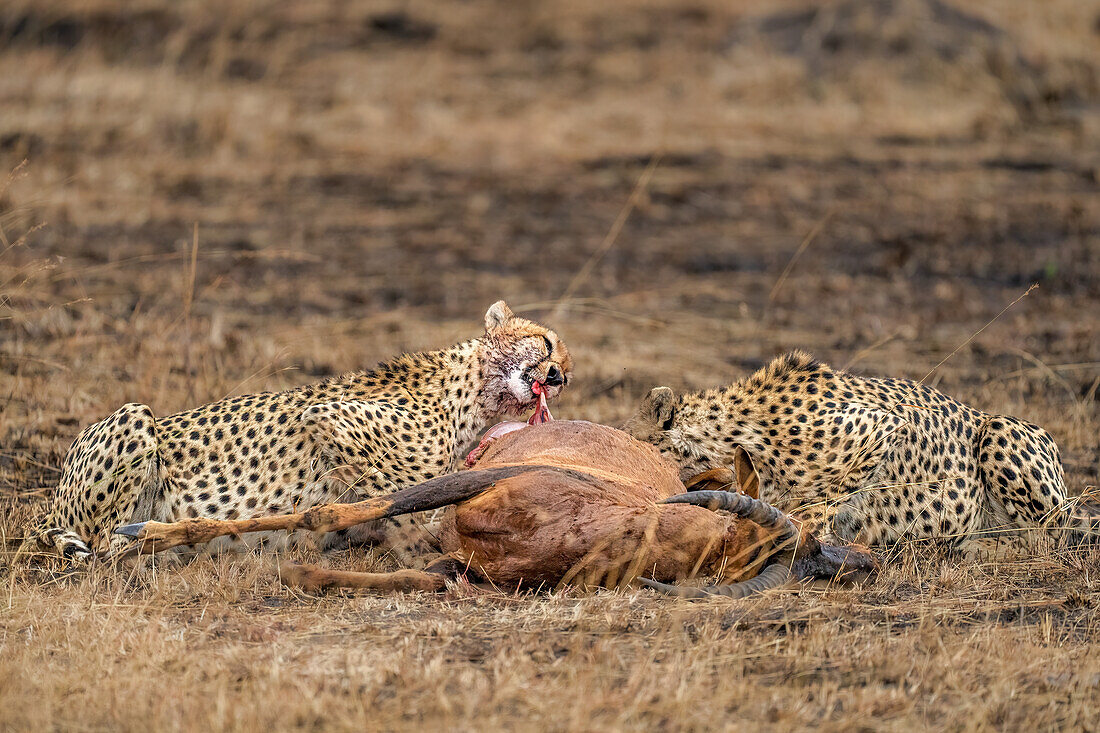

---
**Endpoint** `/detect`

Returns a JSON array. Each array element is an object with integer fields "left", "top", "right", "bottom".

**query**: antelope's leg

[
  {"left": 279, "top": 552, "right": 471, "bottom": 593},
  {"left": 279, "top": 563, "right": 446, "bottom": 592},
  {"left": 116, "top": 464, "right": 557, "bottom": 554},
  {"left": 115, "top": 496, "right": 401, "bottom": 554}
]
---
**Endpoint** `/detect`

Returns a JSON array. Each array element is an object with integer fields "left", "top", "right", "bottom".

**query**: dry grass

[
  {"left": 1, "top": 0, "right": 1098, "bottom": 729},
  {"left": 2, "top": 552, "right": 1100, "bottom": 731}
]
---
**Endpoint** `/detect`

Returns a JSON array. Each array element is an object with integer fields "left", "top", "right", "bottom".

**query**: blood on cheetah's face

[
  {"left": 624, "top": 386, "right": 714, "bottom": 480},
  {"left": 480, "top": 301, "right": 573, "bottom": 419}
]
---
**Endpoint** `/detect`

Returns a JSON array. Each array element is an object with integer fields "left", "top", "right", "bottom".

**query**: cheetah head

[
  {"left": 624, "top": 386, "right": 719, "bottom": 480},
  {"left": 479, "top": 301, "right": 573, "bottom": 419}
]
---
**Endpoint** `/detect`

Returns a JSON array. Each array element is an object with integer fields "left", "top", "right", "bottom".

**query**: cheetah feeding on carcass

[
  {"left": 24, "top": 301, "right": 572, "bottom": 561},
  {"left": 626, "top": 351, "right": 1097, "bottom": 549}
]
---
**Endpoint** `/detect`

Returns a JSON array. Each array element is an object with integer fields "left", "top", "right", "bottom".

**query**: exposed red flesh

[
  {"left": 465, "top": 381, "right": 554, "bottom": 467},
  {"left": 465, "top": 422, "right": 527, "bottom": 467},
  {"left": 528, "top": 381, "right": 554, "bottom": 425}
]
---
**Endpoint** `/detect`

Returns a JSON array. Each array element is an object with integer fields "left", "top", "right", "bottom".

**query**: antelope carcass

[{"left": 116, "top": 420, "right": 876, "bottom": 597}]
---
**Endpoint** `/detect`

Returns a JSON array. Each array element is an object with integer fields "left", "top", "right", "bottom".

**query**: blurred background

[{"left": 1, "top": 0, "right": 1097, "bottom": 494}]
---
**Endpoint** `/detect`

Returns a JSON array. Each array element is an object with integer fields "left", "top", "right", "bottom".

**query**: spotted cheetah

[
  {"left": 625, "top": 351, "right": 1097, "bottom": 547},
  {"left": 24, "top": 301, "right": 572, "bottom": 561}
]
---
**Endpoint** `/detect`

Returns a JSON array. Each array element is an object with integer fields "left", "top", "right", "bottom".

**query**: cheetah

[
  {"left": 625, "top": 351, "right": 1097, "bottom": 548},
  {"left": 23, "top": 301, "right": 572, "bottom": 561}
]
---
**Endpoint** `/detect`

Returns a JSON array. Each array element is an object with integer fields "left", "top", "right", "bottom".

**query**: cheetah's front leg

[{"left": 300, "top": 399, "right": 454, "bottom": 559}]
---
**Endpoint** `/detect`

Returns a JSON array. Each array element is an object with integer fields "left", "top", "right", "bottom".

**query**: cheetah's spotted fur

[
  {"left": 626, "top": 351, "right": 1096, "bottom": 547},
  {"left": 26, "top": 301, "right": 572, "bottom": 561}
]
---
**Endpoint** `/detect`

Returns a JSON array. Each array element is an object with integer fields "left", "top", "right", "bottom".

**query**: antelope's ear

[
  {"left": 733, "top": 446, "right": 760, "bottom": 499},
  {"left": 640, "top": 386, "right": 677, "bottom": 430},
  {"left": 484, "top": 300, "right": 516, "bottom": 331}
]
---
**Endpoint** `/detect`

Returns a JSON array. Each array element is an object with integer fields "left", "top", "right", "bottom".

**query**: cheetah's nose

[{"left": 544, "top": 364, "right": 564, "bottom": 387}]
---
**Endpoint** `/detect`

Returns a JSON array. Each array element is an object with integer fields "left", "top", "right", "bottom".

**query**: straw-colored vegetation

[{"left": 1, "top": 0, "right": 1097, "bottom": 729}]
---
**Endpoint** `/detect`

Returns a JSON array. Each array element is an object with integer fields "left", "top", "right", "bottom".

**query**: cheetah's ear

[
  {"left": 484, "top": 300, "right": 516, "bottom": 331},
  {"left": 641, "top": 386, "right": 677, "bottom": 431}
]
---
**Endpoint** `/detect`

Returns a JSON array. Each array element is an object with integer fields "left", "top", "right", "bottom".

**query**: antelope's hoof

[
  {"left": 278, "top": 561, "right": 313, "bottom": 589},
  {"left": 114, "top": 522, "right": 147, "bottom": 539}
]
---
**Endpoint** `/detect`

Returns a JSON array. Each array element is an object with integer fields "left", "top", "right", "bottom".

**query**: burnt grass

[{"left": 1, "top": 0, "right": 1099, "bottom": 729}]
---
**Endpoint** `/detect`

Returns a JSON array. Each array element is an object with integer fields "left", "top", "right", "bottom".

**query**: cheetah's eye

[{"left": 542, "top": 335, "right": 553, "bottom": 356}]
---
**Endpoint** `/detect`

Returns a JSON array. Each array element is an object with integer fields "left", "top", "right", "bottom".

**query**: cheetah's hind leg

[
  {"left": 977, "top": 415, "right": 1099, "bottom": 545},
  {"left": 23, "top": 403, "right": 162, "bottom": 562}
]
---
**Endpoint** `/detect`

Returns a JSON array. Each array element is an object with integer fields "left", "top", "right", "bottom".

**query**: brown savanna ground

[{"left": 2, "top": 0, "right": 1099, "bottom": 729}]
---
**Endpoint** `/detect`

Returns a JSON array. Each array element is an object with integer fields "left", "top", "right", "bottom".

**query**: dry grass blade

[
  {"left": 553, "top": 154, "right": 661, "bottom": 317},
  {"left": 768, "top": 208, "right": 836, "bottom": 304},
  {"left": 917, "top": 284, "right": 1039, "bottom": 385}
]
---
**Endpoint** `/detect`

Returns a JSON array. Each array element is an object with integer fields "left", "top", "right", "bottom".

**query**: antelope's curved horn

[
  {"left": 642, "top": 490, "right": 799, "bottom": 599},
  {"left": 638, "top": 563, "right": 792, "bottom": 598},
  {"left": 660, "top": 490, "right": 798, "bottom": 545}
]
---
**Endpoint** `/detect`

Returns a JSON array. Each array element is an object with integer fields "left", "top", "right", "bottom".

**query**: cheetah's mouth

[{"left": 506, "top": 367, "right": 562, "bottom": 416}]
